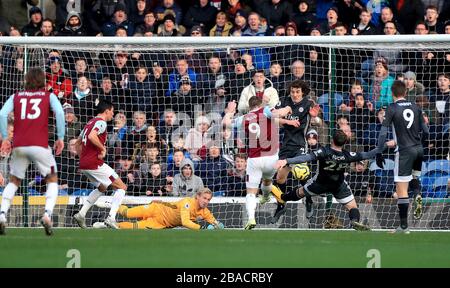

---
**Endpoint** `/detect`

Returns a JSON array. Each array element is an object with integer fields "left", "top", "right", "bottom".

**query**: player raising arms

[
  {"left": 375, "top": 80, "right": 429, "bottom": 233},
  {"left": 73, "top": 100, "right": 127, "bottom": 229},
  {"left": 97, "top": 188, "right": 224, "bottom": 230},
  {"left": 273, "top": 129, "right": 381, "bottom": 231},
  {"left": 271, "top": 80, "right": 320, "bottom": 220},
  {"left": 223, "top": 96, "right": 292, "bottom": 230},
  {"left": 0, "top": 68, "right": 65, "bottom": 236}
]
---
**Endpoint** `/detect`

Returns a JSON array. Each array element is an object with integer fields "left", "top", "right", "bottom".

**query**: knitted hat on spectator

[
  {"left": 310, "top": 25, "right": 323, "bottom": 34},
  {"left": 63, "top": 104, "right": 75, "bottom": 114},
  {"left": 191, "top": 25, "right": 203, "bottom": 35},
  {"left": 163, "top": 13, "right": 176, "bottom": 23},
  {"left": 327, "top": 6, "right": 339, "bottom": 15},
  {"left": 180, "top": 75, "right": 191, "bottom": 84},
  {"left": 306, "top": 129, "right": 318, "bottom": 139},
  {"left": 404, "top": 71, "right": 416, "bottom": 81},
  {"left": 375, "top": 57, "right": 388, "bottom": 70},
  {"left": 285, "top": 21, "right": 298, "bottom": 35},
  {"left": 29, "top": 6, "right": 42, "bottom": 18},
  {"left": 235, "top": 9, "right": 248, "bottom": 19},
  {"left": 114, "top": 3, "right": 127, "bottom": 14},
  {"left": 234, "top": 58, "right": 246, "bottom": 66}
]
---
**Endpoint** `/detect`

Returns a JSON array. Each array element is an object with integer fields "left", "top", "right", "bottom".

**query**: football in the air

[{"left": 291, "top": 163, "right": 310, "bottom": 180}]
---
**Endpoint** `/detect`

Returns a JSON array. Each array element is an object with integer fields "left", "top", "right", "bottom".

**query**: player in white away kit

[
  {"left": 73, "top": 100, "right": 127, "bottom": 229},
  {"left": 0, "top": 68, "right": 65, "bottom": 236},
  {"left": 223, "top": 96, "right": 292, "bottom": 229}
]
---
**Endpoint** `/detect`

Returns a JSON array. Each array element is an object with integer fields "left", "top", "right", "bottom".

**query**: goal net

[{"left": 0, "top": 36, "right": 449, "bottom": 230}]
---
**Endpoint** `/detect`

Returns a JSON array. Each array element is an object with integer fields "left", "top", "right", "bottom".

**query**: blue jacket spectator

[
  {"left": 198, "top": 143, "right": 229, "bottom": 193},
  {"left": 167, "top": 58, "right": 197, "bottom": 96},
  {"left": 101, "top": 3, "right": 135, "bottom": 36}
]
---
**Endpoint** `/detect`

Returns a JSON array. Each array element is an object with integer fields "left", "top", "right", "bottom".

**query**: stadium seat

[
  {"left": 58, "top": 189, "right": 69, "bottom": 196},
  {"left": 425, "top": 160, "right": 450, "bottom": 176},
  {"left": 72, "top": 189, "right": 91, "bottom": 196}
]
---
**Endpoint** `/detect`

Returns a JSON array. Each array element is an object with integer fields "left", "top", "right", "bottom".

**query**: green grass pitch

[{"left": 1, "top": 229, "right": 449, "bottom": 268}]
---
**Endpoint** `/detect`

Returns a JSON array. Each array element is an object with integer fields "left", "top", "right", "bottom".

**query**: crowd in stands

[{"left": 0, "top": 0, "right": 449, "bottom": 198}]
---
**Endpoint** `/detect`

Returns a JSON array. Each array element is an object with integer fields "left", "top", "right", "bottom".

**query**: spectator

[
  {"left": 393, "top": 0, "right": 424, "bottom": 34},
  {"left": 285, "top": 60, "right": 311, "bottom": 86},
  {"left": 36, "top": 18, "right": 56, "bottom": 36},
  {"left": 97, "top": 51, "right": 134, "bottom": 91},
  {"left": 134, "top": 10, "right": 158, "bottom": 35},
  {"left": 319, "top": 6, "right": 339, "bottom": 34},
  {"left": 402, "top": 71, "right": 425, "bottom": 102},
  {"left": 362, "top": 107, "right": 394, "bottom": 152},
  {"left": 57, "top": 11, "right": 86, "bottom": 36},
  {"left": 269, "top": 62, "right": 286, "bottom": 97},
  {"left": 185, "top": 115, "right": 211, "bottom": 161},
  {"left": 183, "top": 0, "right": 217, "bottom": 34},
  {"left": 157, "top": 13, "right": 182, "bottom": 36},
  {"left": 424, "top": 4, "right": 445, "bottom": 34},
  {"left": 21, "top": 6, "right": 42, "bottom": 36},
  {"left": 350, "top": 8, "right": 376, "bottom": 35},
  {"left": 369, "top": 57, "right": 394, "bottom": 109},
  {"left": 340, "top": 79, "right": 365, "bottom": 113},
  {"left": 238, "top": 69, "right": 279, "bottom": 114},
  {"left": 291, "top": 0, "right": 316, "bottom": 35},
  {"left": 139, "top": 162, "right": 169, "bottom": 196},
  {"left": 226, "top": 153, "right": 247, "bottom": 196},
  {"left": 167, "top": 58, "right": 197, "bottom": 96},
  {"left": 285, "top": 21, "right": 298, "bottom": 36},
  {"left": 226, "top": 57, "right": 252, "bottom": 102},
  {"left": 62, "top": 105, "right": 82, "bottom": 156},
  {"left": 107, "top": 111, "right": 128, "bottom": 165},
  {"left": 377, "top": 6, "right": 404, "bottom": 34},
  {"left": 225, "top": 0, "right": 252, "bottom": 23},
  {"left": 155, "top": 0, "right": 183, "bottom": 25},
  {"left": 45, "top": 55, "right": 73, "bottom": 104},
  {"left": 123, "top": 111, "right": 148, "bottom": 159},
  {"left": 129, "top": 0, "right": 148, "bottom": 27},
  {"left": 71, "top": 58, "right": 96, "bottom": 87},
  {"left": 101, "top": 3, "right": 135, "bottom": 36},
  {"left": 139, "top": 144, "right": 164, "bottom": 175},
  {"left": 92, "top": 75, "right": 126, "bottom": 115},
  {"left": 198, "top": 141, "right": 228, "bottom": 193},
  {"left": 210, "top": 11, "right": 233, "bottom": 36},
  {"left": 172, "top": 158, "right": 204, "bottom": 197},
  {"left": 242, "top": 12, "right": 268, "bottom": 36},
  {"left": 434, "top": 73, "right": 450, "bottom": 132},
  {"left": 335, "top": 0, "right": 363, "bottom": 29},
  {"left": 230, "top": 9, "right": 248, "bottom": 35},
  {"left": 167, "top": 148, "right": 188, "bottom": 177},
  {"left": 348, "top": 93, "right": 375, "bottom": 150},
  {"left": 158, "top": 109, "right": 186, "bottom": 150},
  {"left": 257, "top": 0, "right": 292, "bottom": 32},
  {"left": 199, "top": 54, "right": 228, "bottom": 101},
  {"left": 126, "top": 66, "right": 154, "bottom": 120},
  {"left": 71, "top": 76, "right": 96, "bottom": 124},
  {"left": 142, "top": 125, "right": 167, "bottom": 154},
  {"left": 116, "top": 154, "right": 140, "bottom": 195}
]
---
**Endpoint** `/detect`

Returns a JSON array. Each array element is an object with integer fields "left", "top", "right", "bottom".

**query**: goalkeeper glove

[
  {"left": 375, "top": 153, "right": 385, "bottom": 169},
  {"left": 200, "top": 223, "right": 215, "bottom": 230}
]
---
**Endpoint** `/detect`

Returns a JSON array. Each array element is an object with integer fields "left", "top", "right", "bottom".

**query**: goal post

[{"left": 0, "top": 35, "right": 449, "bottom": 230}]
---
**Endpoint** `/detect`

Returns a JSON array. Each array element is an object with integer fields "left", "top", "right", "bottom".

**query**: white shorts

[
  {"left": 81, "top": 163, "right": 119, "bottom": 188},
  {"left": 246, "top": 154, "right": 278, "bottom": 189},
  {"left": 10, "top": 146, "right": 57, "bottom": 179}
]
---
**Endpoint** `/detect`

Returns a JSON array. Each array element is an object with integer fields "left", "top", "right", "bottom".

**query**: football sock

[
  {"left": 79, "top": 189, "right": 102, "bottom": 217},
  {"left": 44, "top": 182, "right": 58, "bottom": 217},
  {"left": 260, "top": 183, "right": 272, "bottom": 197},
  {"left": 398, "top": 197, "right": 409, "bottom": 229},
  {"left": 349, "top": 208, "right": 361, "bottom": 222},
  {"left": 109, "top": 189, "right": 126, "bottom": 219},
  {"left": 0, "top": 182, "right": 18, "bottom": 215},
  {"left": 245, "top": 193, "right": 257, "bottom": 220},
  {"left": 410, "top": 179, "right": 421, "bottom": 197},
  {"left": 325, "top": 194, "right": 333, "bottom": 211}
]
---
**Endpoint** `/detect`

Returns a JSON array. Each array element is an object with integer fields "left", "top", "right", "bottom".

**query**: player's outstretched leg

[
  {"left": 105, "top": 179, "right": 127, "bottom": 229},
  {"left": 305, "top": 195, "right": 313, "bottom": 219},
  {"left": 346, "top": 204, "right": 370, "bottom": 231},
  {"left": 270, "top": 203, "right": 287, "bottom": 224},
  {"left": 74, "top": 188, "right": 103, "bottom": 228}
]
